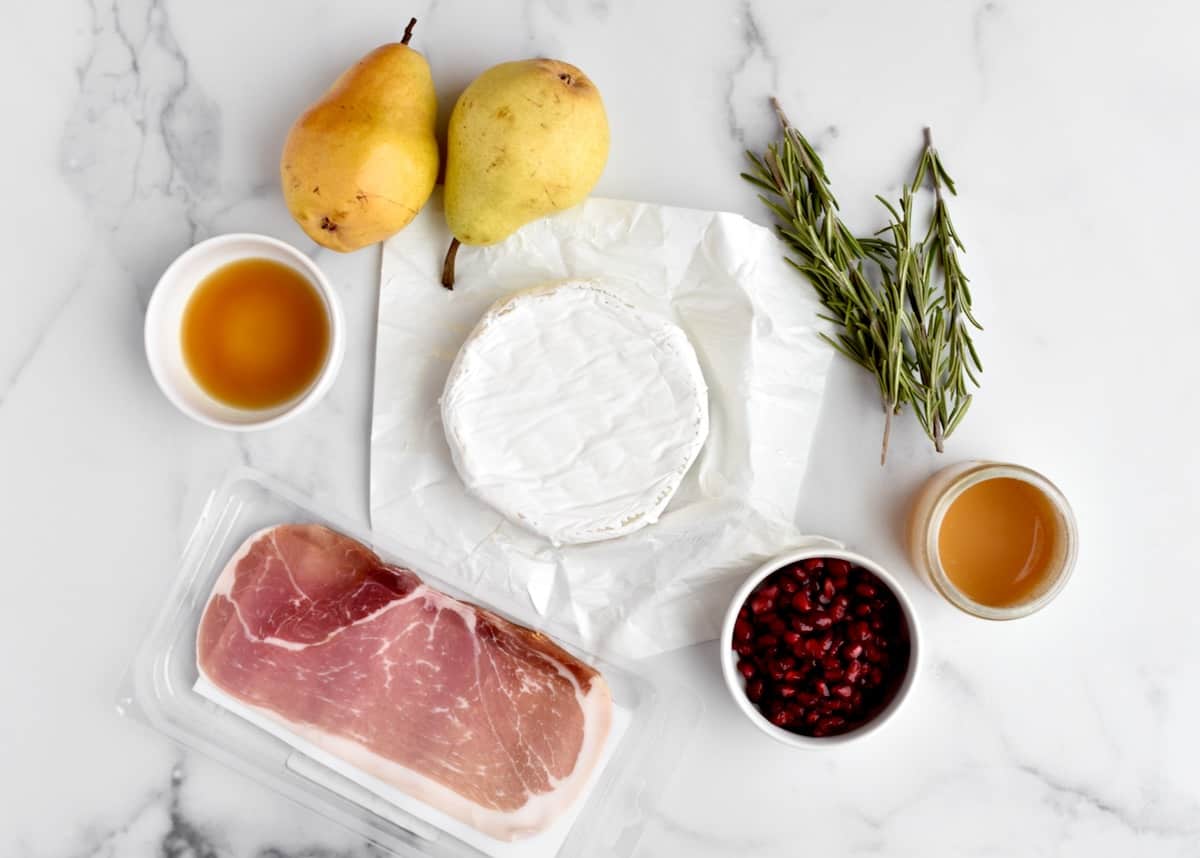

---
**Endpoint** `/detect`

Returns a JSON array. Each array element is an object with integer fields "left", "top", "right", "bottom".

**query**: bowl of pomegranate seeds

[{"left": 721, "top": 549, "right": 920, "bottom": 746}]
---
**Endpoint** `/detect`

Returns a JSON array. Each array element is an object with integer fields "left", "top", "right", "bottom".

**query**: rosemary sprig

[{"left": 743, "top": 99, "right": 982, "bottom": 463}]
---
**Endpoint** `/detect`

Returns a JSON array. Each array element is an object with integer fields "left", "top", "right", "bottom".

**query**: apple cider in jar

[{"left": 909, "top": 462, "right": 1078, "bottom": 619}]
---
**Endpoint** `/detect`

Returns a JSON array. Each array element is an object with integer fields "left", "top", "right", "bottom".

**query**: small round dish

[
  {"left": 144, "top": 233, "right": 344, "bottom": 431},
  {"left": 720, "top": 547, "right": 920, "bottom": 748},
  {"left": 908, "top": 461, "right": 1078, "bottom": 620}
]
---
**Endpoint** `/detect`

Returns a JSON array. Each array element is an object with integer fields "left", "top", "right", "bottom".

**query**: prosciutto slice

[{"left": 196, "top": 524, "right": 612, "bottom": 841}]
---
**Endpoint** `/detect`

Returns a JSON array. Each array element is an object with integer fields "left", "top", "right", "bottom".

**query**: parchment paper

[{"left": 370, "top": 191, "right": 833, "bottom": 659}]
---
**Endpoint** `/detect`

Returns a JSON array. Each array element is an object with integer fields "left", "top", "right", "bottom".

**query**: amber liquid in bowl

[
  {"left": 937, "top": 477, "right": 1062, "bottom": 607},
  {"left": 182, "top": 258, "right": 330, "bottom": 410}
]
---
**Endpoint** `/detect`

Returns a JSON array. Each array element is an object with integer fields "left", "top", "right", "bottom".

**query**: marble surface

[{"left": 3, "top": 0, "right": 1199, "bottom": 855}]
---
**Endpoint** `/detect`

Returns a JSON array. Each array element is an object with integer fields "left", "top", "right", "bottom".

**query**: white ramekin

[
  {"left": 144, "top": 233, "right": 344, "bottom": 431},
  {"left": 720, "top": 547, "right": 921, "bottom": 749}
]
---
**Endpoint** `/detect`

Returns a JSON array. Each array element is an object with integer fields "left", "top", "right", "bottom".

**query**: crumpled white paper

[{"left": 370, "top": 191, "right": 833, "bottom": 660}]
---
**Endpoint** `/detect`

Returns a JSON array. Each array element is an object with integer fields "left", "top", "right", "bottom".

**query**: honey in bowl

[
  {"left": 181, "top": 258, "right": 330, "bottom": 410},
  {"left": 937, "top": 477, "right": 1061, "bottom": 607}
]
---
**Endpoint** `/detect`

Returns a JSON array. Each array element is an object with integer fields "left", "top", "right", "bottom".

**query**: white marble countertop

[{"left": 5, "top": 0, "right": 1200, "bottom": 855}]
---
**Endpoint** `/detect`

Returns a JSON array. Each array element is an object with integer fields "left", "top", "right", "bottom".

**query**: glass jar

[{"left": 908, "top": 461, "right": 1079, "bottom": 620}]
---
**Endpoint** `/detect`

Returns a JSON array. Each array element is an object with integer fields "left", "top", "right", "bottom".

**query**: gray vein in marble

[
  {"left": 649, "top": 806, "right": 779, "bottom": 855},
  {"left": 971, "top": 1, "right": 1000, "bottom": 96},
  {"left": 160, "top": 766, "right": 221, "bottom": 858},
  {"left": 61, "top": 0, "right": 222, "bottom": 294},
  {"left": 0, "top": 275, "right": 86, "bottom": 408},
  {"left": 724, "top": 0, "right": 779, "bottom": 146},
  {"left": 1015, "top": 763, "right": 1200, "bottom": 841},
  {"left": 927, "top": 659, "right": 1200, "bottom": 843},
  {"left": 534, "top": 0, "right": 609, "bottom": 23},
  {"left": 72, "top": 783, "right": 167, "bottom": 858},
  {"left": 812, "top": 123, "right": 840, "bottom": 153},
  {"left": 73, "top": 758, "right": 384, "bottom": 858}
]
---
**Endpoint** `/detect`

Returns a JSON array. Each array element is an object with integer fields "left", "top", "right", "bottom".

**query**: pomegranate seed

[
  {"left": 784, "top": 669, "right": 806, "bottom": 682},
  {"left": 756, "top": 634, "right": 778, "bottom": 649},
  {"left": 791, "top": 592, "right": 812, "bottom": 612},
  {"left": 827, "top": 559, "right": 851, "bottom": 577},
  {"left": 823, "top": 579, "right": 837, "bottom": 600},
  {"left": 831, "top": 603, "right": 847, "bottom": 621},
  {"left": 851, "top": 621, "right": 871, "bottom": 642},
  {"left": 834, "top": 684, "right": 853, "bottom": 699},
  {"left": 768, "top": 617, "right": 787, "bottom": 635},
  {"left": 777, "top": 656, "right": 795, "bottom": 671},
  {"left": 870, "top": 667, "right": 884, "bottom": 685},
  {"left": 845, "top": 660, "right": 862, "bottom": 682},
  {"left": 804, "top": 638, "right": 824, "bottom": 658},
  {"left": 802, "top": 557, "right": 825, "bottom": 572},
  {"left": 750, "top": 596, "right": 772, "bottom": 614},
  {"left": 734, "top": 619, "right": 752, "bottom": 641},
  {"left": 759, "top": 584, "right": 779, "bottom": 600},
  {"left": 738, "top": 660, "right": 756, "bottom": 678},
  {"left": 822, "top": 655, "right": 840, "bottom": 671},
  {"left": 845, "top": 643, "right": 864, "bottom": 659},
  {"left": 735, "top": 642, "right": 753, "bottom": 657},
  {"left": 864, "top": 643, "right": 883, "bottom": 662},
  {"left": 818, "top": 715, "right": 845, "bottom": 734},
  {"left": 855, "top": 582, "right": 877, "bottom": 598},
  {"left": 746, "top": 679, "right": 764, "bottom": 702},
  {"left": 778, "top": 684, "right": 797, "bottom": 699},
  {"left": 783, "top": 631, "right": 801, "bottom": 645},
  {"left": 855, "top": 603, "right": 872, "bottom": 617},
  {"left": 806, "top": 710, "right": 821, "bottom": 725},
  {"left": 770, "top": 709, "right": 790, "bottom": 727},
  {"left": 814, "top": 614, "right": 834, "bottom": 630},
  {"left": 817, "top": 681, "right": 830, "bottom": 697}
]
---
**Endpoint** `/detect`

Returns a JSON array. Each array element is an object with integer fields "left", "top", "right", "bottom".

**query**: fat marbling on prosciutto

[{"left": 196, "top": 524, "right": 612, "bottom": 841}]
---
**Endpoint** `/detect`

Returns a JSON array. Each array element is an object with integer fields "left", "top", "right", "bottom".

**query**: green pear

[{"left": 441, "top": 59, "right": 609, "bottom": 287}]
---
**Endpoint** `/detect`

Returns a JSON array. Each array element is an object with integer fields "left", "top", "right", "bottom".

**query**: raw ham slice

[{"left": 196, "top": 524, "right": 612, "bottom": 841}]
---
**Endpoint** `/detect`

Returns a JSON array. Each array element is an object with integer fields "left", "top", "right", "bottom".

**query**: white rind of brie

[{"left": 440, "top": 281, "right": 710, "bottom": 546}]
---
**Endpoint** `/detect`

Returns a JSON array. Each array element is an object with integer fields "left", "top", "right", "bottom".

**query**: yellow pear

[
  {"left": 441, "top": 59, "right": 609, "bottom": 287},
  {"left": 281, "top": 20, "right": 438, "bottom": 252}
]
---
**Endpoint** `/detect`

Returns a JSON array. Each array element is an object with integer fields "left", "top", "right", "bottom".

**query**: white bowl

[
  {"left": 720, "top": 547, "right": 921, "bottom": 748},
  {"left": 144, "top": 233, "right": 345, "bottom": 431}
]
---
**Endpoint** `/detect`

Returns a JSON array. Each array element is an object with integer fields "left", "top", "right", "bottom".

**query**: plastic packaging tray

[{"left": 119, "top": 468, "right": 701, "bottom": 857}]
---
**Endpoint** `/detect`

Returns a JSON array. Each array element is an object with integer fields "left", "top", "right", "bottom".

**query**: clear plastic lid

[{"left": 118, "top": 468, "right": 701, "bottom": 857}]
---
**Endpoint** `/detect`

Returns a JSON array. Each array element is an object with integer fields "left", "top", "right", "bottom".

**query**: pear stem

[
  {"left": 441, "top": 238, "right": 460, "bottom": 290},
  {"left": 401, "top": 17, "right": 417, "bottom": 45}
]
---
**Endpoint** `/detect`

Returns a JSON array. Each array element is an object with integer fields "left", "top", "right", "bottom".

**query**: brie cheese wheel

[{"left": 441, "top": 281, "right": 710, "bottom": 546}]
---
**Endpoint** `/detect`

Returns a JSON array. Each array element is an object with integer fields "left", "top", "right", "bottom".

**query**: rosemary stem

[{"left": 881, "top": 404, "right": 893, "bottom": 466}]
